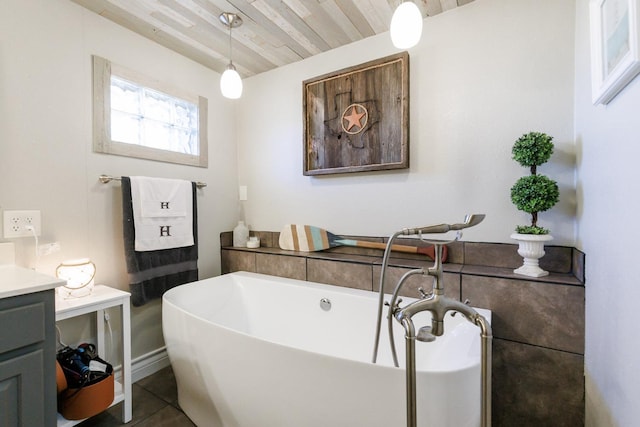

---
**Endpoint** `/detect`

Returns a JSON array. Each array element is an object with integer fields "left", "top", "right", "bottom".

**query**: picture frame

[
  {"left": 302, "top": 52, "right": 409, "bottom": 176},
  {"left": 590, "top": 0, "right": 640, "bottom": 105}
]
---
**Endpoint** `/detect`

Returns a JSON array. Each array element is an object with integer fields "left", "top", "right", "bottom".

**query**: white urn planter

[{"left": 510, "top": 233, "right": 553, "bottom": 278}]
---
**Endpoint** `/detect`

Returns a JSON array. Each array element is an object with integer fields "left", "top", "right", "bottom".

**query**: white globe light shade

[
  {"left": 390, "top": 2, "right": 423, "bottom": 49},
  {"left": 220, "top": 65, "right": 243, "bottom": 99}
]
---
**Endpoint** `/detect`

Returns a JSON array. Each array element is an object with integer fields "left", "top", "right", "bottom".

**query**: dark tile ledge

[{"left": 221, "top": 231, "right": 585, "bottom": 287}]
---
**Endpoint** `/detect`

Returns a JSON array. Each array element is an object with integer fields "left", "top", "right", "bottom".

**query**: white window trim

[{"left": 92, "top": 55, "right": 208, "bottom": 168}]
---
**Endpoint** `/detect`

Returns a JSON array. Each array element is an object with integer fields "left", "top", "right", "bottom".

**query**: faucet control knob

[
  {"left": 418, "top": 287, "right": 432, "bottom": 299},
  {"left": 385, "top": 299, "right": 403, "bottom": 313}
]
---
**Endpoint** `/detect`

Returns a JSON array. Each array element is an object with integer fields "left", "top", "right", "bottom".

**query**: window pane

[
  {"left": 143, "top": 119, "right": 171, "bottom": 149},
  {"left": 111, "top": 110, "right": 141, "bottom": 145},
  {"left": 170, "top": 128, "right": 199, "bottom": 155},
  {"left": 143, "top": 89, "right": 172, "bottom": 123},
  {"left": 174, "top": 101, "right": 197, "bottom": 128},
  {"left": 111, "top": 77, "right": 140, "bottom": 115},
  {"left": 188, "top": 130, "right": 199, "bottom": 155},
  {"left": 110, "top": 75, "right": 199, "bottom": 155}
]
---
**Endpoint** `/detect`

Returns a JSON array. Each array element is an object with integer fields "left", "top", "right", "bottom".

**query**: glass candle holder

[{"left": 56, "top": 258, "right": 96, "bottom": 299}]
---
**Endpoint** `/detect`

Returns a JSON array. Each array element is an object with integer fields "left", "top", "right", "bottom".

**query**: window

[{"left": 92, "top": 55, "right": 208, "bottom": 167}]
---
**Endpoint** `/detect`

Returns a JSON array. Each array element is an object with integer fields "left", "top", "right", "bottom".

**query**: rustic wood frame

[{"left": 303, "top": 52, "right": 409, "bottom": 176}]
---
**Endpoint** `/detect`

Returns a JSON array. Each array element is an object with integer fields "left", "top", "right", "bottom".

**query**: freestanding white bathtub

[{"left": 162, "top": 271, "right": 490, "bottom": 427}]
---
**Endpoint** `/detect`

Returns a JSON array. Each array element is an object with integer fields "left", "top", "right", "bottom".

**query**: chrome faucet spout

[{"left": 387, "top": 268, "right": 426, "bottom": 367}]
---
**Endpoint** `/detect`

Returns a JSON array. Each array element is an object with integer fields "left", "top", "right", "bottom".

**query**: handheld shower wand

[{"left": 400, "top": 214, "right": 486, "bottom": 236}]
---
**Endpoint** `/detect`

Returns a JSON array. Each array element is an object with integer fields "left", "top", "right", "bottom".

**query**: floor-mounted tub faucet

[
  {"left": 372, "top": 214, "right": 486, "bottom": 364},
  {"left": 372, "top": 214, "right": 492, "bottom": 427}
]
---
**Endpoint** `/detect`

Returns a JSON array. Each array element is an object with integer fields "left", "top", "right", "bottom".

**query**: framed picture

[
  {"left": 303, "top": 52, "right": 409, "bottom": 175},
  {"left": 590, "top": 0, "right": 640, "bottom": 105}
]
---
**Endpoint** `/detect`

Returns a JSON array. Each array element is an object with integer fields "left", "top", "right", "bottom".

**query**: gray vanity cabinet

[{"left": 0, "top": 290, "right": 56, "bottom": 427}]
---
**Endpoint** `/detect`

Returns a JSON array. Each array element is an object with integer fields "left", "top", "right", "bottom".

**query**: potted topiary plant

[{"left": 510, "top": 131, "right": 559, "bottom": 277}]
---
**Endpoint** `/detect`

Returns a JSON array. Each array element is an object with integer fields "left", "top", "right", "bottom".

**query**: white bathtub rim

[
  {"left": 164, "top": 271, "right": 491, "bottom": 320},
  {"left": 162, "top": 271, "right": 491, "bottom": 375}
]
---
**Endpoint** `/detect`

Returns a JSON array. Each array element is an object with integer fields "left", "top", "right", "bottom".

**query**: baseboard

[
  {"left": 132, "top": 346, "right": 171, "bottom": 382},
  {"left": 112, "top": 346, "right": 171, "bottom": 384}
]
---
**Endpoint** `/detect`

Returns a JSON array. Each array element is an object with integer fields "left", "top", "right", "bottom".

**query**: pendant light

[
  {"left": 390, "top": 2, "right": 423, "bottom": 49},
  {"left": 219, "top": 12, "right": 243, "bottom": 99}
]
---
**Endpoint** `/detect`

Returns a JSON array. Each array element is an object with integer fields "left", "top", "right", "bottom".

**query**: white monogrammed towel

[{"left": 130, "top": 176, "right": 193, "bottom": 251}]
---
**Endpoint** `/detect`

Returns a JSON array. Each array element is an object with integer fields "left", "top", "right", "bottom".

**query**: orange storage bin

[
  {"left": 55, "top": 361, "right": 67, "bottom": 394},
  {"left": 58, "top": 373, "right": 114, "bottom": 420}
]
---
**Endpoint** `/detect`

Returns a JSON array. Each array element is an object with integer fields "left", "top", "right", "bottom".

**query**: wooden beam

[
  {"left": 157, "top": 0, "right": 276, "bottom": 75},
  {"left": 320, "top": 0, "right": 362, "bottom": 42},
  {"left": 334, "top": 0, "right": 376, "bottom": 37},
  {"left": 72, "top": 0, "right": 476, "bottom": 77},
  {"left": 282, "top": 0, "right": 353, "bottom": 48},
  {"left": 440, "top": 0, "right": 459, "bottom": 12},
  {"left": 75, "top": 0, "right": 226, "bottom": 72},
  {"left": 423, "top": 0, "right": 443, "bottom": 17},
  {"left": 260, "top": 0, "right": 331, "bottom": 52},
  {"left": 223, "top": 0, "right": 315, "bottom": 59}
]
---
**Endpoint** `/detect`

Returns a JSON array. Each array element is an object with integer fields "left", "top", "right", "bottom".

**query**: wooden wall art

[{"left": 303, "top": 52, "right": 409, "bottom": 176}]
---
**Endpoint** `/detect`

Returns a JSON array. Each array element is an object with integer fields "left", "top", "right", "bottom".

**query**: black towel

[{"left": 121, "top": 176, "right": 198, "bottom": 307}]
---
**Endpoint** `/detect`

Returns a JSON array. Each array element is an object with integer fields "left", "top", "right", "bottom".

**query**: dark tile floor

[{"left": 77, "top": 366, "right": 195, "bottom": 427}]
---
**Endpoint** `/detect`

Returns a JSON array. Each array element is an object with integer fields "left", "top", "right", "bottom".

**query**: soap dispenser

[{"left": 233, "top": 221, "right": 249, "bottom": 247}]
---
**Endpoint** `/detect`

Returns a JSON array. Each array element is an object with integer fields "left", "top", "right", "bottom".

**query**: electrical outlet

[{"left": 2, "top": 210, "right": 41, "bottom": 238}]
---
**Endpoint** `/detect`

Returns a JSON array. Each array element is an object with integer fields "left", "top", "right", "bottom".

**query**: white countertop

[{"left": 0, "top": 265, "right": 64, "bottom": 299}]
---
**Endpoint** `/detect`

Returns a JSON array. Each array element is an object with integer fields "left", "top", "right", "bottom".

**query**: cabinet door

[{"left": 0, "top": 349, "right": 46, "bottom": 427}]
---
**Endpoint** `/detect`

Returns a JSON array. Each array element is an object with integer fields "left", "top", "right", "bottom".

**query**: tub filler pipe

[
  {"left": 398, "top": 309, "right": 492, "bottom": 427},
  {"left": 477, "top": 314, "right": 493, "bottom": 427},
  {"left": 401, "top": 317, "right": 417, "bottom": 427},
  {"left": 372, "top": 214, "right": 492, "bottom": 427}
]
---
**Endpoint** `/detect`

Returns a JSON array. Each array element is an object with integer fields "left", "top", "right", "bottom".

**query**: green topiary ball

[
  {"left": 510, "top": 174, "right": 559, "bottom": 214},
  {"left": 512, "top": 132, "right": 554, "bottom": 168}
]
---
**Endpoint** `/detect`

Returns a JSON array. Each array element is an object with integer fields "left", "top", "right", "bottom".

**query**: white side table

[{"left": 55, "top": 285, "right": 132, "bottom": 426}]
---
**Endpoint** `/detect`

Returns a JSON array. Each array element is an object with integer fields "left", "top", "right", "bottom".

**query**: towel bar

[{"left": 99, "top": 175, "right": 207, "bottom": 189}]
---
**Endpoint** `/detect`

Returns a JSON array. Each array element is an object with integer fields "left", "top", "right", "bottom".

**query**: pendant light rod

[{"left": 219, "top": 12, "right": 242, "bottom": 64}]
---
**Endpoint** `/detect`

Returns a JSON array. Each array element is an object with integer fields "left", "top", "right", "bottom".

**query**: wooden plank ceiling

[{"left": 71, "top": 0, "right": 475, "bottom": 77}]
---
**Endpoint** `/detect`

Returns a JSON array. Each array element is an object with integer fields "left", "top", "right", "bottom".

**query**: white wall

[
  {"left": 574, "top": 1, "right": 640, "bottom": 426},
  {"left": 0, "top": 0, "right": 238, "bottom": 359},
  {"left": 238, "top": 0, "right": 576, "bottom": 245}
]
